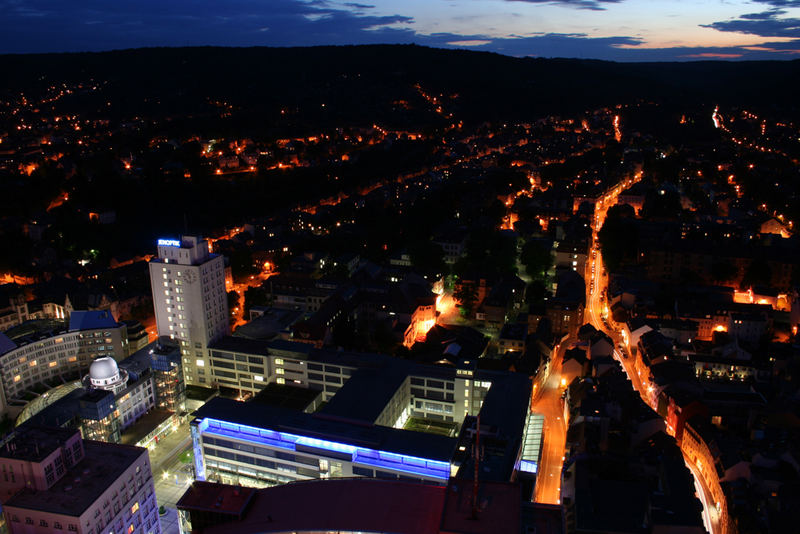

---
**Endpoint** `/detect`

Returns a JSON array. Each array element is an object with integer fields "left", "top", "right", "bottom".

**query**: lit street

[
  {"left": 585, "top": 172, "right": 721, "bottom": 534},
  {"left": 149, "top": 423, "right": 193, "bottom": 534},
  {"left": 532, "top": 338, "right": 571, "bottom": 505}
]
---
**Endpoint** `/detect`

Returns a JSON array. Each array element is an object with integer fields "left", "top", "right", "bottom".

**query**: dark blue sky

[{"left": 2, "top": 0, "right": 800, "bottom": 60}]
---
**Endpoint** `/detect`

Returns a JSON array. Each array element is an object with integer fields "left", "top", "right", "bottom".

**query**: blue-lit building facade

[{"left": 190, "top": 341, "right": 534, "bottom": 488}]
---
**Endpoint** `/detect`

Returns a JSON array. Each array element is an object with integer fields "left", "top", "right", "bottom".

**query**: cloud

[
  {"left": 752, "top": 0, "right": 800, "bottom": 7},
  {"left": 504, "top": 0, "right": 623, "bottom": 11},
  {"left": 701, "top": 8, "right": 800, "bottom": 38},
  {"left": 1, "top": 0, "right": 799, "bottom": 61},
  {"left": 427, "top": 31, "right": 800, "bottom": 61},
  {"left": 0, "top": 0, "right": 416, "bottom": 53},
  {"left": 739, "top": 10, "right": 786, "bottom": 20},
  {"left": 680, "top": 52, "right": 743, "bottom": 58}
]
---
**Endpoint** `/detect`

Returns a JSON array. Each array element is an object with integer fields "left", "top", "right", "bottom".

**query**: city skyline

[{"left": 1, "top": 0, "right": 800, "bottom": 60}]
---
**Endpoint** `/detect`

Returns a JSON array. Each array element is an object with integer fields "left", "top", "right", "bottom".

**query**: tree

[
  {"left": 520, "top": 239, "right": 553, "bottom": 280},
  {"left": 640, "top": 186, "right": 682, "bottom": 219},
  {"left": 408, "top": 240, "right": 446, "bottom": 276},
  {"left": 243, "top": 285, "right": 270, "bottom": 313},
  {"left": 711, "top": 259, "right": 738, "bottom": 284},
  {"left": 454, "top": 282, "right": 478, "bottom": 318},
  {"left": 742, "top": 258, "right": 771, "bottom": 288},
  {"left": 227, "top": 291, "right": 240, "bottom": 312},
  {"left": 525, "top": 280, "right": 549, "bottom": 305}
]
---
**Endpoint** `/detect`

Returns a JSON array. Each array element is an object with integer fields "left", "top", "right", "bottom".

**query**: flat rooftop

[
  {"left": 194, "top": 397, "right": 458, "bottom": 463},
  {"left": 200, "top": 478, "right": 445, "bottom": 534},
  {"left": 318, "top": 367, "right": 407, "bottom": 423},
  {"left": 120, "top": 409, "right": 175, "bottom": 446},
  {"left": 250, "top": 383, "right": 322, "bottom": 411},
  {"left": 5, "top": 441, "right": 147, "bottom": 517},
  {"left": 1, "top": 319, "right": 65, "bottom": 348},
  {"left": 177, "top": 481, "right": 256, "bottom": 517},
  {"left": 0, "top": 426, "right": 80, "bottom": 463},
  {"left": 209, "top": 336, "right": 270, "bottom": 357},
  {"left": 440, "top": 480, "right": 521, "bottom": 534}
]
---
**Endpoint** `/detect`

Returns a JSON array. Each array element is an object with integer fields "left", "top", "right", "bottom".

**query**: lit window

[
  {"left": 274, "top": 358, "right": 284, "bottom": 365},
  {"left": 254, "top": 375, "right": 264, "bottom": 382},
  {"left": 277, "top": 378, "right": 285, "bottom": 384},
  {"left": 130, "top": 502, "right": 139, "bottom": 514},
  {"left": 14, "top": 375, "right": 21, "bottom": 382},
  {"left": 196, "top": 359, "right": 204, "bottom": 367},
  {"left": 276, "top": 368, "right": 284, "bottom": 375}
]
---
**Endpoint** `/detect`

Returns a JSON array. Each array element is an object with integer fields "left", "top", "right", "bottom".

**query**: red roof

[
  {"left": 202, "top": 478, "right": 446, "bottom": 534},
  {"left": 177, "top": 481, "right": 257, "bottom": 517}
]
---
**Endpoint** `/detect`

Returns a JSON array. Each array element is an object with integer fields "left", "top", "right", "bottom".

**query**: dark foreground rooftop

[{"left": 5, "top": 441, "right": 147, "bottom": 516}]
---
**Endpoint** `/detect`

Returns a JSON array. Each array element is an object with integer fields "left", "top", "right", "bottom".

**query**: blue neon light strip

[
  {"left": 200, "top": 417, "right": 450, "bottom": 480},
  {"left": 295, "top": 436, "right": 357, "bottom": 455},
  {"left": 519, "top": 460, "right": 538, "bottom": 474},
  {"left": 353, "top": 452, "right": 449, "bottom": 479},
  {"left": 157, "top": 238, "right": 181, "bottom": 247},
  {"left": 192, "top": 425, "right": 207, "bottom": 481}
]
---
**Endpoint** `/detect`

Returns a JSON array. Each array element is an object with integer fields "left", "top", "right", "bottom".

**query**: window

[
  {"left": 131, "top": 502, "right": 140, "bottom": 514},
  {"left": 26, "top": 517, "right": 33, "bottom": 525},
  {"left": 40, "top": 520, "right": 48, "bottom": 527},
  {"left": 353, "top": 466, "right": 374, "bottom": 477}
]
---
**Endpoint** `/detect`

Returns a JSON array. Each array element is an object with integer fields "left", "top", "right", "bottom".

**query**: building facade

[
  {"left": 0, "top": 426, "right": 161, "bottom": 534},
  {"left": 0, "top": 312, "right": 128, "bottom": 417},
  {"left": 17, "top": 342, "right": 184, "bottom": 449},
  {"left": 190, "top": 347, "right": 530, "bottom": 489},
  {"left": 149, "top": 236, "right": 229, "bottom": 387}
]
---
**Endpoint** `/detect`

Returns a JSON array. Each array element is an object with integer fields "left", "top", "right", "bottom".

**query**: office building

[
  {"left": 0, "top": 426, "right": 161, "bottom": 534},
  {"left": 149, "top": 236, "right": 229, "bottom": 387},
  {"left": 0, "top": 311, "right": 128, "bottom": 417},
  {"left": 190, "top": 346, "right": 533, "bottom": 489},
  {"left": 20, "top": 340, "right": 184, "bottom": 448}
]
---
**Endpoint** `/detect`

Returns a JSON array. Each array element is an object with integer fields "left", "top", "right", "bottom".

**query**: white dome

[{"left": 89, "top": 357, "right": 120, "bottom": 382}]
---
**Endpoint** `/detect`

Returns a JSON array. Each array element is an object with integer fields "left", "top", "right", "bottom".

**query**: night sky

[{"left": 2, "top": 0, "right": 800, "bottom": 60}]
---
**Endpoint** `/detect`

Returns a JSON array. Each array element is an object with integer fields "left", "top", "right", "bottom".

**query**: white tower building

[{"left": 149, "top": 236, "right": 229, "bottom": 386}]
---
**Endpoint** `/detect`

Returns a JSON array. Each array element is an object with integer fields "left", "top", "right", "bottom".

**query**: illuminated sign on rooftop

[{"left": 157, "top": 238, "right": 181, "bottom": 247}]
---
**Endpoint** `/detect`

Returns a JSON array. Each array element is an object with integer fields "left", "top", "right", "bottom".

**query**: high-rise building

[
  {"left": 149, "top": 236, "right": 229, "bottom": 387},
  {"left": 0, "top": 426, "right": 161, "bottom": 534}
]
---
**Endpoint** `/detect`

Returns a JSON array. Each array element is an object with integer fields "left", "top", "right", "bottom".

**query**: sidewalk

[{"left": 148, "top": 423, "right": 192, "bottom": 474}]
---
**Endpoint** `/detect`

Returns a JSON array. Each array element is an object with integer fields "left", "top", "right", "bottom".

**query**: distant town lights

[{"left": 157, "top": 238, "right": 181, "bottom": 247}]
